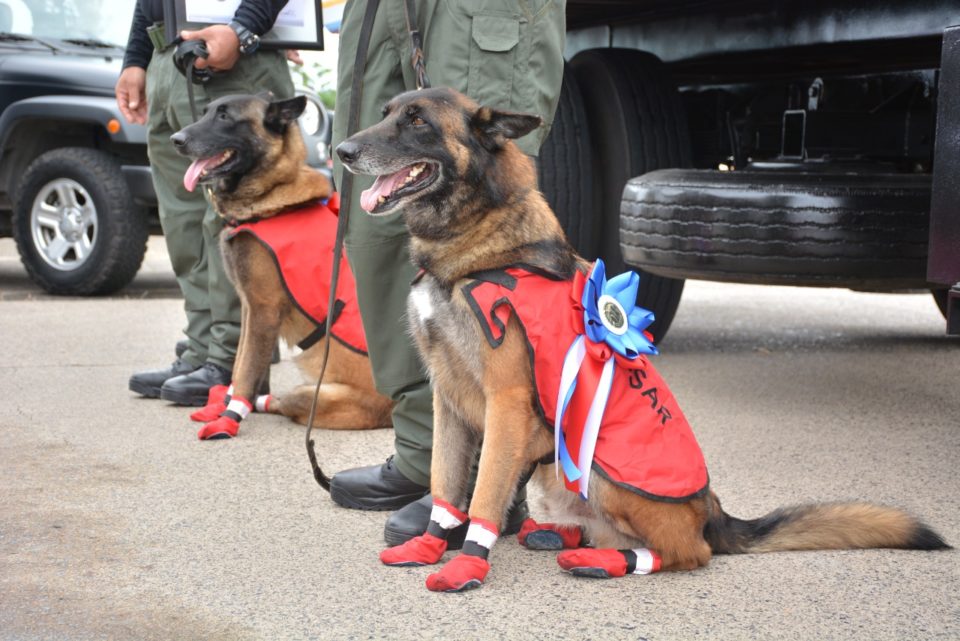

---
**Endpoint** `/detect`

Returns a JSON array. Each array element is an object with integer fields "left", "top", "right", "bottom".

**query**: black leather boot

[
  {"left": 330, "top": 456, "right": 429, "bottom": 511},
  {"left": 129, "top": 359, "right": 199, "bottom": 398},
  {"left": 384, "top": 493, "right": 530, "bottom": 549},
  {"left": 160, "top": 362, "right": 232, "bottom": 406}
]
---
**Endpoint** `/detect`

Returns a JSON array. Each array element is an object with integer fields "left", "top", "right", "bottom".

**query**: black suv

[
  {"left": 0, "top": 0, "right": 155, "bottom": 295},
  {"left": 0, "top": 0, "right": 331, "bottom": 296}
]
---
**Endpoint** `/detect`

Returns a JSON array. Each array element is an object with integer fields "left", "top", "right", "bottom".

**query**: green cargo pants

[
  {"left": 332, "top": 0, "right": 566, "bottom": 486},
  {"left": 145, "top": 46, "right": 294, "bottom": 370}
]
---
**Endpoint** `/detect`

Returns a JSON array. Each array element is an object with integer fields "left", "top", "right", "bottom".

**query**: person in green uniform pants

[
  {"left": 329, "top": 0, "right": 566, "bottom": 547},
  {"left": 116, "top": 0, "right": 296, "bottom": 406}
]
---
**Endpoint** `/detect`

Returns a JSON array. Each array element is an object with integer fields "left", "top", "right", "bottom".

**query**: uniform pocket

[{"left": 468, "top": 14, "right": 521, "bottom": 107}]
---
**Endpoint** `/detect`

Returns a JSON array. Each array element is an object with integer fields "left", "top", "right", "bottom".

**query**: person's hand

[
  {"left": 180, "top": 24, "right": 241, "bottom": 71},
  {"left": 285, "top": 49, "right": 303, "bottom": 65},
  {"left": 115, "top": 66, "right": 148, "bottom": 125}
]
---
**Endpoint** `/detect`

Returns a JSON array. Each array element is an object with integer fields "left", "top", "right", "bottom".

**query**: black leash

[
  {"left": 305, "top": 0, "right": 383, "bottom": 491},
  {"left": 403, "top": 0, "right": 430, "bottom": 90},
  {"left": 172, "top": 37, "right": 212, "bottom": 122}
]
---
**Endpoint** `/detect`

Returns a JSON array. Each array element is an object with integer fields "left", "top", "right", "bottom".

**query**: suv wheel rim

[{"left": 30, "top": 178, "right": 98, "bottom": 272}]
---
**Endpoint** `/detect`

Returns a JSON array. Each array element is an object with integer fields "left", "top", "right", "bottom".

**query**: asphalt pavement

[{"left": 1, "top": 236, "right": 958, "bottom": 641}]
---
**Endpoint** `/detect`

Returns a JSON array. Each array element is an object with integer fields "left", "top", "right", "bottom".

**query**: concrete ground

[{"left": 0, "top": 236, "right": 957, "bottom": 641}]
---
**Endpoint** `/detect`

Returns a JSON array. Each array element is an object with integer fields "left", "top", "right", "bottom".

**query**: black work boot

[
  {"left": 129, "top": 359, "right": 199, "bottom": 398},
  {"left": 383, "top": 493, "right": 530, "bottom": 549},
  {"left": 160, "top": 362, "right": 232, "bottom": 406},
  {"left": 330, "top": 456, "right": 429, "bottom": 511}
]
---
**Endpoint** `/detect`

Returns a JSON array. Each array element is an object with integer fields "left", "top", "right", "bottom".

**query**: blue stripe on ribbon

[
  {"left": 557, "top": 418, "right": 581, "bottom": 483},
  {"left": 555, "top": 339, "right": 583, "bottom": 483}
]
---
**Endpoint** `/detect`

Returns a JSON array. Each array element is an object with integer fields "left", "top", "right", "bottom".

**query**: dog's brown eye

[{"left": 411, "top": 116, "right": 426, "bottom": 126}]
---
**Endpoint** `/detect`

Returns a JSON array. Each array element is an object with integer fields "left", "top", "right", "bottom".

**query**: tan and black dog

[
  {"left": 172, "top": 93, "right": 392, "bottom": 440},
  {"left": 336, "top": 87, "right": 949, "bottom": 592}
]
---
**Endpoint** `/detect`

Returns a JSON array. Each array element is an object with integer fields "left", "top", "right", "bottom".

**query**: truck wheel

[
  {"left": 570, "top": 49, "right": 692, "bottom": 341},
  {"left": 537, "top": 64, "right": 600, "bottom": 258},
  {"left": 621, "top": 169, "right": 931, "bottom": 288},
  {"left": 13, "top": 147, "right": 148, "bottom": 295}
]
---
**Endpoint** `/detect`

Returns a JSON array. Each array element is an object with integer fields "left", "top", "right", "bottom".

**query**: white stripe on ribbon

[
  {"left": 465, "top": 522, "right": 498, "bottom": 550},
  {"left": 576, "top": 355, "right": 615, "bottom": 499},
  {"left": 555, "top": 335, "right": 586, "bottom": 479},
  {"left": 631, "top": 548, "right": 659, "bottom": 575},
  {"left": 255, "top": 395, "right": 272, "bottom": 413},
  {"left": 430, "top": 504, "right": 465, "bottom": 530},
  {"left": 226, "top": 398, "right": 252, "bottom": 420}
]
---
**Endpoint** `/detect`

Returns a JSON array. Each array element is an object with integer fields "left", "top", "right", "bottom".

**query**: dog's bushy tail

[{"left": 703, "top": 492, "right": 950, "bottom": 555}]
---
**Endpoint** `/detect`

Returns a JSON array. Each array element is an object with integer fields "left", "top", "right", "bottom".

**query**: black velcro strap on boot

[
  {"left": 426, "top": 521, "right": 450, "bottom": 539},
  {"left": 222, "top": 409, "right": 243, "bottom": 423},
  {"left": 620, "top": 549, "right": 638, "bottom": 574},
  {"left": 462, "top": 541, "right": 490, "bottom": 559}
]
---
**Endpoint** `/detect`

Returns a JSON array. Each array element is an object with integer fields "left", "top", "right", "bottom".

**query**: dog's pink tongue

[
  {"left": 183, "top": 156, "right": 222, "bottom": 192},
  {"left": 360, "top": 170, "right": 406, "bottom": 212}
]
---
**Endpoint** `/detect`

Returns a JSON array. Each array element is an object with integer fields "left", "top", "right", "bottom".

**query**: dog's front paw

[
  {"left": 190, "top": 401, "right": 227, "bottom": 423},
  {"left": 380, "top": 533, "right": 447, "bottom": 567},
  {"left": 517, "top": 518, "right": 583, "bottom": 550},
  {"left": 425, "top": 554, "right": 490, "bottom": 592},
  {"left": 197, "top": 416, "right": 240, "bottom": 440}
]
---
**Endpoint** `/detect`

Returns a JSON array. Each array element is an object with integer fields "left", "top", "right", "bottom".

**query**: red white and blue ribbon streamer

[{"left": 555, "top": 259, "right": 658, "bottom": 499}]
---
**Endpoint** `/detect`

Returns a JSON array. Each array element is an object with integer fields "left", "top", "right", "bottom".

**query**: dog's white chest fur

[
  {"left": 407, "top": 276, "right": 485, "bottom": 385},
  {"left": 410, "top": 286, "right": 435, "bottom": 322}
]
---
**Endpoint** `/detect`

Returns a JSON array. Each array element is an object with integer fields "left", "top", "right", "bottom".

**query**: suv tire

[{"left": 13, "top": 147, "right": 148, "bottom": 295}]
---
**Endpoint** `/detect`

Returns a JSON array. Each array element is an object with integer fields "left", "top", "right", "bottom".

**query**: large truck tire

[
  {"left": 570, "top": 48, "right": 692, "bottom": 341},
  {"left": 621, "top": 168, "right": 932, "bottom": 289},
  {"left": 537, "top": 64, "right": 600, "bottom": 259}
]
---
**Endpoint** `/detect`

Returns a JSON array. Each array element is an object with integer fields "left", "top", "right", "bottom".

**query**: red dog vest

[
  {"left": 226, "top": 194, "right": 367, "bottom": 354},
  {"left": 461, "top": 266, "right": 708, "bottom": 502}
]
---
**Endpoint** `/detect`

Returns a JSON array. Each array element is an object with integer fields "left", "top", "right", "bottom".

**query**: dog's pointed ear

[
  {"left": 264, "top": 96, "right": 307, "bottom": 135},
  {"left": 471, "top": 106, "right": 542, "bottom": 151}
]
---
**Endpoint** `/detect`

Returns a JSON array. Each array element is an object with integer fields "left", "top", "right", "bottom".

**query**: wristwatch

[{"left": 228, "top": 21, "right": 260, "bottom": 55}]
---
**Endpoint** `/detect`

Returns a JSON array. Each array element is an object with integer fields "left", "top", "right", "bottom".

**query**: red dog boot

[
  {"left": 556, "top": 547, "right": 662, "bottom": 578},
  {"left": 517, "top": 518, "right": 583, "bottom": 550},
  {"left": 425, "top": 554, "right": 491, "bottom": 592},
  {"left": 197, "top": 416, "right": 239, "bottom": 440},
  {"left": 425, "top": 517, "right": 499, "bottom": 592},
  {"left": 380, "top": 533, "right": 448, "bottom": 566},
  {"left": 197, "top": 395, "right": 252, "bottom": 440},
  {"left": 381, "top": 498, "right": 468, "bottom": 567},
  {"left": 190, "top": 384, "right": 231, "bottom": 422}
]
